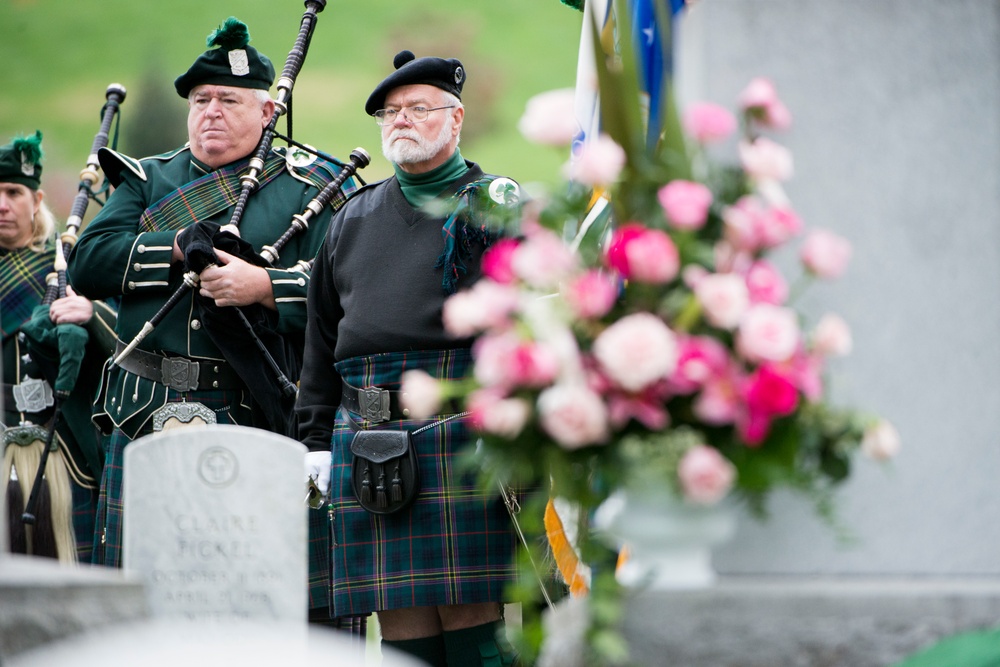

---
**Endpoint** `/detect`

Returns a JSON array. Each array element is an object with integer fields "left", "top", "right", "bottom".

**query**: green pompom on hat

[
  {"left": 560, "top": 0, "right": 584, "bottom": 11},
  {"left": 173, "top": 17, "right": 275, "bottom": 98},
  {"left": 0, "top": 130, "right": 44, "bottom": 190}
]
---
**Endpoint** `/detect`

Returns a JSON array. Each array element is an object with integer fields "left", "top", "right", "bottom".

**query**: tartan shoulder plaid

[
  {"left": 1, "top": 245, "right": 54, "bottom": 339},
  {"left": 138, "top": 151, "right": 288, "bottom": 234}
]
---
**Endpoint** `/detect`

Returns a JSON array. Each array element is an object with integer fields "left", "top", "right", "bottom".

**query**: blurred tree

[{"left": 122, "top": 64, "right": 187, "bottom": 158}]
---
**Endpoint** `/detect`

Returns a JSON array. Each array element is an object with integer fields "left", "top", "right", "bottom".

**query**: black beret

[
  {"left": 365, "top": 50, "right": 465, "bottom": 116},
  {"left": 0, "top": 131, "right": 43, "bottom": 190},
  {"left": 174, "top": 17, "right": 275, "bottom": 98}
]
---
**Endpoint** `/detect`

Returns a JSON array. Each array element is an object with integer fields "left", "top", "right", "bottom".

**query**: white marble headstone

[{"left": 122, "top": 425, "right": 307, "bottom": 622}]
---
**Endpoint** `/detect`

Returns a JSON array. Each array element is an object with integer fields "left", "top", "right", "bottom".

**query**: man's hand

[
  {"left": 49, "top": 285, "right": 94, "bottom": 325},
  {"left": 198, "top": 248, "right": 276, "bottom": 309},
  {"left": 305, "top": 450, "right": 332, "bottom": 497}
]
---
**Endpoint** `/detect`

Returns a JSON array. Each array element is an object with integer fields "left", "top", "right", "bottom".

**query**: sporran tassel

[
  {"left": 376, "top": 466, "right": 387, "bottom": 509},
  {"left": 391, "top": 464, "right": 402, "bottom": 503},
  {"left": 360, "top": 464, "right": 372, "bottom": 505}
]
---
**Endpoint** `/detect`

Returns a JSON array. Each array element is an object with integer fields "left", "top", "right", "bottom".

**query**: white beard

[{"left": 382, "top": 115, "right": 454, "bottom": 165}]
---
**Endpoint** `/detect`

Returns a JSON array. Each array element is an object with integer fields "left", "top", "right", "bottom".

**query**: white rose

[
  {"left": 737, "top": 304, "right": 800, "bottom": 363},
  {"left": 399, "top": 370, "right": 443, "bottom": 419},
  {"left": 812, "top": 313, "right": 853, "bottom": 357},
  {"left": 592, "top": 312, "right": 678, "bottom": 392},
  {"left": 695, "top": 273, "right": 750, "bottom": 330},
  {"left": 537, "top": 384, "right": 610, "bottom": 450},
  {"left": 861, "top": 419, "right": 901, "bottom": 462}
]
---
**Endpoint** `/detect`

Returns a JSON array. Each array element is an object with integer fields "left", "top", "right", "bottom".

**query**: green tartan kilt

[
  {"left": 323, "top": 349, "right": 518, "bottom": 617},
  {"left": 71, "top": 481, "right": 99, "bottom": 562}
]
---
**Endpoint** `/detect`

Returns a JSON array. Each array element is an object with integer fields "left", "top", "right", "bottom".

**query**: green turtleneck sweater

[{"left": 393, "top": 149, "right": 469, "bottom": 208}]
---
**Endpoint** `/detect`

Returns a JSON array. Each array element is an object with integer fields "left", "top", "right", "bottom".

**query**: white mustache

[{"left": 388, "top": 129, "right": 421, "bottom": 143}]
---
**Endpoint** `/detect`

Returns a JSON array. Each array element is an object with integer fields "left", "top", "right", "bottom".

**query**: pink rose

[
  {"left": 591, "top": 312, "right": 678, "bottom": 392},
  {"left": 695, "top": 273, "right": 750, "bottom": 330},
  {"left": 562, "top": 269, "right": 619, "bottom": 319},
  {"left": 694, "top": 375, "right": 740, "bottom": 425},
  {"left": 682, "top": 263, "right": 710, "bottom": 290},
  {"left": 670, "top": 335, "right": 731, "bottom": 394},
  {"left": 801, "top": 229, "right": 852, "bottom": 279},
  {"left": 399, "top": 370, "right": 443, "bottom": 419},
  {"left": 481, "top": 238, "right": 521, "bottom": 284},
  {"left": 861, "top": 419, "right": 901, "bottom": 461},
  {"left": 512, "top": 227, "right": 579, "bottom": 289},
  {"left": 723, "top": 196, "right": 802, "bottom": 252},
  {"left": 468, "top": 389, "right": 532, "bottom": 439},
  {"left": 472, "top": 332, "right": 516, "bottom": 388},
  {"left": 743, "top": 363, "right": 799, "bottom": 417},
  {"left": 738, "top": 77, "right": 780, "bottom": 110},
  {"left": 759, "top": 206, "right": 803, "bottom": 248},
  {"left": 605, "top": 223, "right": 680, "bottom": 284},
  {"left": 658, "top": 180, "right": 713, "bottom": 231},
  {"left": 683, "top": 102, "right": 737, "bottom": 144},
  {"left": 744, "top": 260, "right": 789, "bottom": 305},
  {"left": 789, "top": 350, "right": 824, "bottom": 402},
  {"left": 811, "top": 313, "right": 853, "bottom": 357},
  {"left": 474, "top": 332, "right": 560, "bottom": 390},
  {"left": 607, "top": 391, "right": 670, "bottom": 430},
  {"left": 567, "top": 133, "right": 627, "bottom": 186},
  {"left": 518, "top": 88, "right": 579, "bottom": 146},
  {"left": 442, "top": 279, "right": 520, "bottom": 337},
  {"left": 537, "top": 384, "right": 610, "bottom": 450},
  {"left": 737, "top": 304, "right": 800, "bottom": 363},
  {"left": 738, "top": 77, "right": 792, "bottom": 130},
  {"left": 678, "top": 445, "right": 736, "bottom": 505},
  {"left": 739, "top": 138, "right": 793, "bottom": 182},
  {"left": 737, "top": 409, "right": 773, "bottom": 446},
  {"left": 712, "top": 241, "right": 753, "bottom": 275}
]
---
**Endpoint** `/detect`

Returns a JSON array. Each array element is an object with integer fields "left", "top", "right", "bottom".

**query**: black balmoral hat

[
  {"left": 0, "top": 131, "right": 43, "bottom": 190},
  {"left": 174, "top": 17, "right": 275, "bottom": 98},
  {"left": 365, "top": 50, "right": 465, "bottom": 116}
]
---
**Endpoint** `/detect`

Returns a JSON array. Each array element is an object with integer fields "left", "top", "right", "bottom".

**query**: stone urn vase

[{"left": 595, "top": 485, "right": 736, "bottom": 590}]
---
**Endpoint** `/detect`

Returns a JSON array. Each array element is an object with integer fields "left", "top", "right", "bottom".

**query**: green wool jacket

[{"left": 68, "top": 144, "right": 351, "bottom": 438}]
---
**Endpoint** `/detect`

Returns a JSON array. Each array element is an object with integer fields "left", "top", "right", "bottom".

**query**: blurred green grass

[{"left": 0, "top": 0, "right": 582, "bottom": 219}]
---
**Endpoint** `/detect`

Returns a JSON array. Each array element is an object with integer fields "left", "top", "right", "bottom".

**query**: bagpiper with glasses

[{"left": 297, "top": 50, "right": 522, "bottom": 666}]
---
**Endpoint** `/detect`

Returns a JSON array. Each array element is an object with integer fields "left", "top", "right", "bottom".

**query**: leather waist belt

[
  {"left": 114, "top": 341, "right": 243, "bottom": 392},
  {"left": 341, "top": 379, "right": 461, "bottom": 424}
]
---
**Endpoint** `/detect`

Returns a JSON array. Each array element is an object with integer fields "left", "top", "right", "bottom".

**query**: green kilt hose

[{"left": 324, "top": 349, "right": 517, "bottom": 617}]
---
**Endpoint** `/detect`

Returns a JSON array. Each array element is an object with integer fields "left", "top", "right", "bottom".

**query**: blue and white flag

[
  {"left": 573, "top": 0, "right": 687, "bottom": 156},
  {"left": 572, "top": 0, "right": 613, "bottom": 160},
  {"left": 631, "top": 0, "right": 687, "bottom": 150}
]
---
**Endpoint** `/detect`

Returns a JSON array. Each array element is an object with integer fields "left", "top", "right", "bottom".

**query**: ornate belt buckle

[
  {"left": 12, "top": 377, "right": 54, "bottom": 414},
  {"left": 161, "top": 357, "right": 200, "bottom": 392},
  {"left": 152, "top": 401, "right": 217, "bottom": 432},
  {"left": 361, "top": 387, "right": 391, "bottom": 423}
]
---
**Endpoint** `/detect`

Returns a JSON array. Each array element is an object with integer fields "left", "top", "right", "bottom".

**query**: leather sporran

[{"left": 350, "top": 430, "right": 419, "bottom": 515}]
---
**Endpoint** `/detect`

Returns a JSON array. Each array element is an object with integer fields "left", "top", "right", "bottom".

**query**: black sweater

[{"left": 296, "top": 163, "right": 491, "bottom": 451}]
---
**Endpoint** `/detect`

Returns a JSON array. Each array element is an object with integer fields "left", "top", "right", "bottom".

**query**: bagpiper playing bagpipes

[
  {"left": 66, "top": 7, "right": 369, "bottom": 629},
  {"left": 0, "top": 119, "right": 120, "bottom": 564}
]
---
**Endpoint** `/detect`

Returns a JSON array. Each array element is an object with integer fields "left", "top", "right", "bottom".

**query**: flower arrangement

[
  {"left": 401, "top": 23, "right": 899, "bottom": 665},
  {"left": 405, "top": 81, "right": 897, "bottom": 511}
]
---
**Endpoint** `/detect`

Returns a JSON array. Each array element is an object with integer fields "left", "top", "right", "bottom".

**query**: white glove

[{"left": 305, "top": 450, "right": 332, "bottom": 497}]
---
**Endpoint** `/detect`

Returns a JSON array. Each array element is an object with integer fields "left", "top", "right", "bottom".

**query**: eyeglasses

[{"left": 373, "top": 105, "right": 456, "bottom": 126}]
